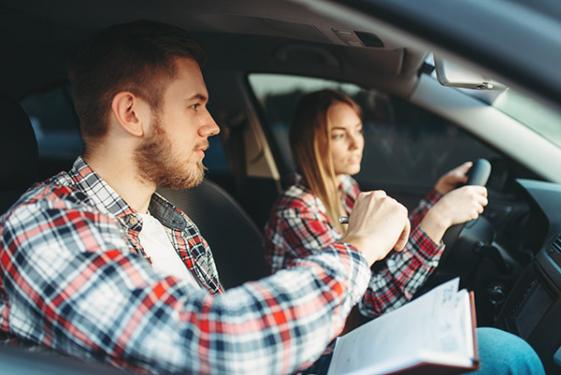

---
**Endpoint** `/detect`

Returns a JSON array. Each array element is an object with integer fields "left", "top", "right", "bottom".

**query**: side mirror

[{"left": 434, "top": 56, "right": 496, "bottom": 90}]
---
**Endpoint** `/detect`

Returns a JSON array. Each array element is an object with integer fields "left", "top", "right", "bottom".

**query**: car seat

[
  {"left": 159, "top": 183, "right": 269, "bottom": 289},
  {"left": 0, "top": 96, "right": 38, "bottom": 215},
  {"left": 0, "top": 95, "right": 126, "bottom": 374}
]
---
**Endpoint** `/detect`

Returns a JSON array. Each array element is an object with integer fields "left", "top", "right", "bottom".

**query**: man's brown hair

[{"left": 68, "top": 20, "right": 205, "bottom": 147}]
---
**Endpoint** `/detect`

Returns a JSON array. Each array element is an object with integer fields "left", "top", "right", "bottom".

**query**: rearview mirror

[{"left": 434, "top": 56, "right": 496, "bottom": 90}]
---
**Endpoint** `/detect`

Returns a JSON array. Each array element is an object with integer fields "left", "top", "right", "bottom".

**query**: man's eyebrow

[{"left": 188, "top": 93, "right": 208, "bottom": 102}]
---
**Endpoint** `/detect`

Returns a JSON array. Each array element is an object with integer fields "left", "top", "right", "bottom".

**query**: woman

[
  {"left": 264, "top": 89, "right": 544, "bottom": 374},
  {"left": 265, "top": 89, "right": 487, "bottom": 317}
]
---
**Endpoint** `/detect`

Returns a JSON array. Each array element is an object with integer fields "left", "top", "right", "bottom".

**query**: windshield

[
  {"left": 493, "top": 88, "right": 561, "bottom": 148},
  {"left": 428, "top": 54, "right": 561, "bottom": 149}
]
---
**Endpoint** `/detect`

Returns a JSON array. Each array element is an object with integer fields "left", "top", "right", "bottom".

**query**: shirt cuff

[
  {"left": 425, "top": 189, "right": 444, "bottom": 206},
  {"left": 332, "top": 241, "right": 371, "bottom": 302},
  {"left": 410, "top": 226, "right": 446, "bottom": 260}
]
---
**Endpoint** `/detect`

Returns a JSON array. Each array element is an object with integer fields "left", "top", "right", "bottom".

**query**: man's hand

[
  {"left": 434, "top": 161, "right": 473, "bottom": 194},
  {"left": 341, "top": 191, "right": 410, "bottom": 266},
  {"left": 420, "top": 185, "right": 488, "bottom": 243}
]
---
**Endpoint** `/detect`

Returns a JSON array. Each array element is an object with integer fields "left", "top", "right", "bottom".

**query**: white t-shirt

[{"left": 138, "top": 213, "right": 201, "bottom": 289}]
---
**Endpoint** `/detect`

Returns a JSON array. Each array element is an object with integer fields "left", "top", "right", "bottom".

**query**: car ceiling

[{"left": 0, "top": 0, "right": 425, "bottom": 99}]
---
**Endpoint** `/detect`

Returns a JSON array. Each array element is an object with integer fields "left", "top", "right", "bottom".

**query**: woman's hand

[
  {"left": 434, "top": 161, "right": 473, "bottom": 194},
  {"left": 419, "top": 185, "right": 488, "bottom": 244}
]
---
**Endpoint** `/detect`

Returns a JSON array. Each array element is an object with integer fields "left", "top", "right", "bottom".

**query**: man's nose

[{"left": 199, "top": 111, "right": 220, "bottom": 137}]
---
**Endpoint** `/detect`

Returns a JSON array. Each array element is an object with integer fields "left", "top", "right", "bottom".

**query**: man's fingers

[
  {"left": 373, "top": 190, "right": 387, "bottom": 198},
  {"left": 394, "top": 219, "right": 410, "bottom": 252},
  {"left": 358, "top": 190, "right": 386, "bottom": 202}
]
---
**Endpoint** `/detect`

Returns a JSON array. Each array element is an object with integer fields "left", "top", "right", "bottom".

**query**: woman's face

[{"left": 326, "top": 102, "right": 364, "bottom": 177}]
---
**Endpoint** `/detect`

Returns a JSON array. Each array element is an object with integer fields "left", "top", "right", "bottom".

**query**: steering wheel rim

[{"left": 441, "top": 158, "right": 492, "bottom": 250}]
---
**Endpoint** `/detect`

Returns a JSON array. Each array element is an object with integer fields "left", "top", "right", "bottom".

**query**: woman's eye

[
  {"left": 190, "top": 103, "right": 200, "bottom": 111},
  {"left": 331, "top": 133, "right": 345, "bottom": 140}
]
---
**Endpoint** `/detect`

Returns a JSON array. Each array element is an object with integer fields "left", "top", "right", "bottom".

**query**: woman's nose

[{"left": 348, "top": 135, "right": 359, "bottom": 150}]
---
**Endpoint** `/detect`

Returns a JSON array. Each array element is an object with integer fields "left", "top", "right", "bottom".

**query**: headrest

[{"left": 0, "top": 96, "right": 38, "bottom": 188}]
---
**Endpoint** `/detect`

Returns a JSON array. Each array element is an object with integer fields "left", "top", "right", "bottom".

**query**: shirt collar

[
  {"left": 69, "top": 157, "right": 187, "bottom": 231},
  {"left": 337, "top": 175, "right": 355, "bottom": 195}
]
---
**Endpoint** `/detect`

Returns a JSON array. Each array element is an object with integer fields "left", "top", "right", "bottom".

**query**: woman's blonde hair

[{"left": 289, "top": 89, "right": 361, "bottom": 233}]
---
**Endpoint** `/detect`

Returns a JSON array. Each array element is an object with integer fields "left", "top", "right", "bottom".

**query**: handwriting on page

[{"left": 434, "top": 279, "right": 468, "bottom": 355}]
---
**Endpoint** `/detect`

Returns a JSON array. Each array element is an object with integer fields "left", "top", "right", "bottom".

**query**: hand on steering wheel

[{"left": 442, "top": 159, "right": 492, "bottom": 249}]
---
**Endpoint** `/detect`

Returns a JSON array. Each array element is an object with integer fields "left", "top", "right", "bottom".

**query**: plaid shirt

[
  {"left": 264, "top": 175, "right": 445, "bottom": 318},
  {"left": 0, "top": 157, "right": 372, "bottom": 374}
]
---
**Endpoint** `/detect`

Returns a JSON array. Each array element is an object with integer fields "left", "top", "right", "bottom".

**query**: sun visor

[{"left": 274, "top": 43, "right": 403, "bottom": 77}]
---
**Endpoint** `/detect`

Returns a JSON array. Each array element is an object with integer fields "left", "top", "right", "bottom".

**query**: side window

[
  {"left": 249, "top": 75, "right": 361, "bottom": 175},
  {"left": 205, "top": 135, "right": 232, "bottom": 175},
  {"left": 248, "top": 73, "right": 497, "bottom": 192}
]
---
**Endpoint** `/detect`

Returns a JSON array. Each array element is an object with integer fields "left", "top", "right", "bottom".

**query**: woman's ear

[{"left": 110, "top": 92, "right": 150, "bottom": 137}]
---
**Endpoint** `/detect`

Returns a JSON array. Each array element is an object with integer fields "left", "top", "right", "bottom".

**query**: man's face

[{"left": 135, "top": 57, "right": 219, "bottom": 189}]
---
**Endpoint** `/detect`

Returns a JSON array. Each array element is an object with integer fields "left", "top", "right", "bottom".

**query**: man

[{"left": 0, "top": 21, "right": 410, "bottom": 373}]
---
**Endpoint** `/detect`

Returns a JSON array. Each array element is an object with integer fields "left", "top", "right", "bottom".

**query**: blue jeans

[
  {"left": 304, "top": 327, "right": 544, "bottom": 375},
  {"left": 468, "top": 327, "right": 544, "bottom": 375}
]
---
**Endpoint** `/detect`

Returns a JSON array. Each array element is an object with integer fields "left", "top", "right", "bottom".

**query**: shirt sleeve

[
  {"left": 409, "top": 189, "right": 443, "bottom": 229},
  {"left": 267, "top": 200, "right": 446, "bottom": 320},
  {"left": 266, "top": 205, "right": 342, "bottom": 273},
  {"left": 358, "top": 226, "right": 445, "bottom": 318},
  {"left": 0, "top": 201, "right": 371, "bottom": 374}
]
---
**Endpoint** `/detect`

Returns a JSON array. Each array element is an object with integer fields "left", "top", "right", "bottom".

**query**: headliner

[{"left": 0, "top": 0, "right": 424, "bottom": 98}]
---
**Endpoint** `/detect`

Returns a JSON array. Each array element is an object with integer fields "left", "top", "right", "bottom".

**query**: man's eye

[{"left": 190, "top": 103, "right": 201, "bottom": 111}]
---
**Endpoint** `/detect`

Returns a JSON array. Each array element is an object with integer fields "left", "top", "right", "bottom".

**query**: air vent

[{"left": 548, "top": 235, "right": 561, "bottom": 255}]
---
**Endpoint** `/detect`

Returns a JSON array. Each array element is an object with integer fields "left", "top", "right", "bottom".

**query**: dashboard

[{"left": 495, "top": 179, "right": 561, "bottom": 373}]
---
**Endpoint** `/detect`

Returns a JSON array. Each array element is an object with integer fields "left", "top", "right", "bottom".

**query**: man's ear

[{"left": 110, "top": 92, "right": 150, "bottom": 137}]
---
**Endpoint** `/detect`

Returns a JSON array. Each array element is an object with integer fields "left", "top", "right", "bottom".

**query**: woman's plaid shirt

[
  {"left": 264, "top": 175, "right": 445, "bottom": 318},
  {"left": 0, "top": 158, "right": 372, "bottom": 374}
]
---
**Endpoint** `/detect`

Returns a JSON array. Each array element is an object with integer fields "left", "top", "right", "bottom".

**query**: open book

[{"left": 327, "top": 278, "right": 478, "bottom": 375}]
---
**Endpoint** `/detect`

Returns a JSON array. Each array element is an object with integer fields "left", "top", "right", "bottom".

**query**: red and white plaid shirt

[
  {"left": 0, "top": 158, "right": 372, "bottom": 374},
  {"left": 264, "top": 175, "right": 445, "bottom": 318}
]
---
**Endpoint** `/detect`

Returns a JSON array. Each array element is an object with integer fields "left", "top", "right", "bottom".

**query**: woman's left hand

[{"left": 434, "top": 161, "right": 473, "bottom": 194}]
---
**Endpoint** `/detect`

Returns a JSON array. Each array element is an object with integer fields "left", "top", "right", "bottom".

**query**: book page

[
  {"left": 433, "top": 288, "right": 474, "bottom": 361},
  {"left": 327, "top": 278, "right": 473, "bottom": 375}
]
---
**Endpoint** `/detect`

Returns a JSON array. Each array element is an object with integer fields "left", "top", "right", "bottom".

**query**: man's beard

[{"left": 134, "top": 118, "right": 206, "bottom": 190}]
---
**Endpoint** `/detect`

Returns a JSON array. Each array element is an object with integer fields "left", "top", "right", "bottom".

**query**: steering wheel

[{"left": 442, "top": 158, "right": 492, "bottom": 251}]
